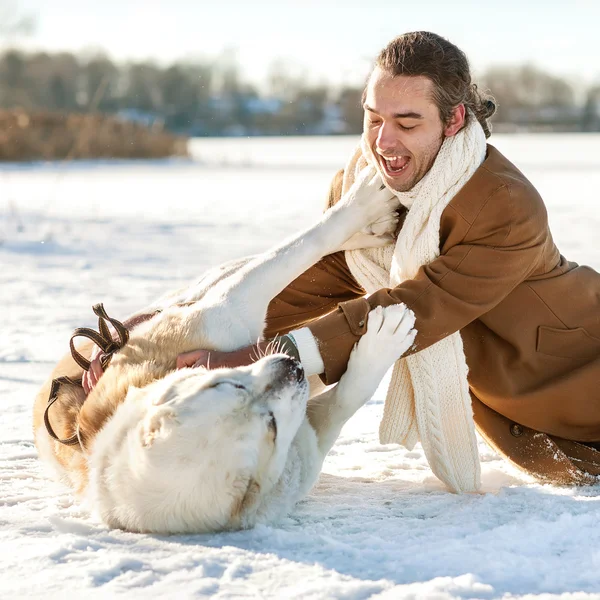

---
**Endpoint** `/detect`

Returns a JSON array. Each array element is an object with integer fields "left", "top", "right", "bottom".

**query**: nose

[
  {"left": 376, "top": 121, "right": 398, "bottom": 154},
  {"left": 278, "top": 355, "right": 305, "bottom": 382}
]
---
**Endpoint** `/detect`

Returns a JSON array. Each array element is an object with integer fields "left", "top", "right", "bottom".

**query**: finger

[
  {"left": 176, "top": 350, "right": 201, "bottom": 369},
  {"left": 88, "top": 368, "right": 97, "bottom": 390},
  {"left": 82, "top": 360, "right": 100, "bottom": 394},
  {"left": 90, "top": 357, "right": 103, "bottom": 383},
  {"left": 193, "top": 351, "right": 211, "bottom": 369},
  {"left": 176, "top": 354, "right": 189, "bottom": 369},
  {"left": 82, "top": 372, "right": 90, "bottom": 395}
]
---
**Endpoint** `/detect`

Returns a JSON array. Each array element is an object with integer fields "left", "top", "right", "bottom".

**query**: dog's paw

[
  {"left": 350, "top": 305, "right": 417, "bottom": 370},
  {"left": 337, "top": 305, "right": 416, "bottom": 408},
  {"left": 341, "top": 166, "right": 400, "bottom": 225},
  {"left": 339, "top": 212, "right": 398, "bottom": 250},
  {"left": 366, "top": 212, "right": 399, "bottom": 237},
  {"left": 338, "top": 230, "right": 395, "bottom": 251}
]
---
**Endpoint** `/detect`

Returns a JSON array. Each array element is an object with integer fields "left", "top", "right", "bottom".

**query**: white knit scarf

[{"left": 343, "top": 116, "right": 486, "bottom": 492}]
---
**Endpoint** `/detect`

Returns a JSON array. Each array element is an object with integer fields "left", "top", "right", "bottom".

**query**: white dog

[{"left": 33, "top": 167, "right": 416, "bottom": 534}]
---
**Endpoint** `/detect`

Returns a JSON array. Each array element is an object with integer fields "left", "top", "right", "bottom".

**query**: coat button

[
  {"left": 358, "top": 320, "right": 365, "bottom": 327},
  {"left": 510, "top": 423, "right": 524, "bottom": 437}
]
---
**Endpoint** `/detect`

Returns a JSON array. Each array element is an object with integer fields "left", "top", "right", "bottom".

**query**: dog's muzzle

[{"left": 275, "top": 355, "right": 305, "bottom": 384}]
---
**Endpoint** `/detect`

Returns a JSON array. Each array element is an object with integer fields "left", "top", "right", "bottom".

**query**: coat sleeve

[
  {"left": 263, "top": 168, "right": 365, "bottom": 338},
  {"left": 263, "top": 251, "right": 365, "bottom": 339},
  {"left": 308, "top": 182, "right": 549, "bottom": 384}
]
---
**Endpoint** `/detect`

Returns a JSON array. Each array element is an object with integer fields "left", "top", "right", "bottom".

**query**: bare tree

[
  {"left": 582, "top": 86, "right": 600, "bottom": 131},
  {"left": 480, "top": 64, "right": 576, "bottom": 125}
]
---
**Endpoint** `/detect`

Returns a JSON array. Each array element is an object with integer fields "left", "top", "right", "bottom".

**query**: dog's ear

[{"left": 140, "top": 406, "right": 176, "bottom": 448}]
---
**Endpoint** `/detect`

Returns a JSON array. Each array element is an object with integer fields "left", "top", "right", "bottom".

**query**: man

[{"left": 175, "top": 31, "right": 600, "bottom": 486}]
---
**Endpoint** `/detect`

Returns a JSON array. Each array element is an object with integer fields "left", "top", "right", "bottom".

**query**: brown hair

[{"left": 374, "top": 31, "right": 496, "bottom": 138}]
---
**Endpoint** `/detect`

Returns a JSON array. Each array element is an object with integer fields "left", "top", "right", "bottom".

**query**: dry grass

[{"left": 0, "top": 110, "right": 189, "bottom": 161}]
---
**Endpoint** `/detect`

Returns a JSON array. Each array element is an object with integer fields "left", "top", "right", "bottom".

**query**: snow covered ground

[{"left": 1, "top": 134, "right": 600, "bottom": 599}]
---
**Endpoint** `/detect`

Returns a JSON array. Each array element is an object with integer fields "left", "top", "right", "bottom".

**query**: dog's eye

[
  {"left": 214, "top": 380, "right": 246, "bottom": 391},
  {"left": 267, "top": 411, "right": 277, "bottom": 440}
]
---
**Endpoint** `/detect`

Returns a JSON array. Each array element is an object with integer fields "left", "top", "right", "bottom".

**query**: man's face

[{"left": 363, "top": 68, "right": 454, "bottom": 192}]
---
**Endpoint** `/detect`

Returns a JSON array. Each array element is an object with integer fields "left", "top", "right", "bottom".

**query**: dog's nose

[{"left": 279, "top": 355, "right": 304, "bottom": 382}]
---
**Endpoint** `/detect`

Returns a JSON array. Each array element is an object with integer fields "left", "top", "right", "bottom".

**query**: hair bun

[{"left": 484, "top": 99, "right": 496, "bottom": 117}]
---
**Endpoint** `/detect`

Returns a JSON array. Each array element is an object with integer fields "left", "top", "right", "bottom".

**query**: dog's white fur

[{"left": 35, "top": 167, "right": 416, "bottom": 533}]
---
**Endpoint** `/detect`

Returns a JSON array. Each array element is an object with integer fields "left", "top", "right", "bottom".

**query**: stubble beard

[{"left": 382, "top": 133, "right": 445, "bottom": 194}]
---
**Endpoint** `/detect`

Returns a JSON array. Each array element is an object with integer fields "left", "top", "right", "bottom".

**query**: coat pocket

[{"left": 536, "top": 325, "right": 600, "bottom": 361}]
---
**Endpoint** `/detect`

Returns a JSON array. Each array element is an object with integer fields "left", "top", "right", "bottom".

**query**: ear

[
  {"left": 140, "top": 407, "right": 176, "bottom": 448},
  {"left": 444, "top": 104, "right": 466, "bottom": 137}
]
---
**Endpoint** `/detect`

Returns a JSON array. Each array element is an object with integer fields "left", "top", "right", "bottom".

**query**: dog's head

[{"left": 87, "top": 354, "right": 309, "bottom": 533}]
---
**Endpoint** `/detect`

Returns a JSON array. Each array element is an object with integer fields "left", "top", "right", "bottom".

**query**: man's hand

[
  {"left": 176, "top": 341, "right": 270, "bottom": 371},
  {"left": 80, "top": 313, "right": 156, "bottom": 395},
  {"left": 82, "top": 346, "right": 106, "bottom": 394},
  {"left": 83, "top": 339, "right": 274, "bottom": 393}
]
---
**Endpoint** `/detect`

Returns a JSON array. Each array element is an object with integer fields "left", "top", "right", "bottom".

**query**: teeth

[{"left": 382, "top": 155, "right": 409, "bottom": 173}]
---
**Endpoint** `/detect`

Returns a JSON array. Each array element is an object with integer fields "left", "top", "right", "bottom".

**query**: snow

[{"left": 2, "top": 134, "right": 600, "bottom": 599}]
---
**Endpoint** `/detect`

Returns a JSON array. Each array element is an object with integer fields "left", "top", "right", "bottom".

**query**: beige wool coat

[{"left": 264, "top": 145, "right": 600, "bottom": 485}]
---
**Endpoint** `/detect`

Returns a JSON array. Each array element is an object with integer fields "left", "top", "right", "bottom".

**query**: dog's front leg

[
  {"left": 307, "top": 305, "right": 416, "bottom": 458},
  {"left": 198, "top": 168, "right": 399, "bottom": 349}
]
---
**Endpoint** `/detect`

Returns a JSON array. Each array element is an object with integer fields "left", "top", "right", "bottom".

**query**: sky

[{"left": 5, "top": 0, "right": 600, "bottom": 88}]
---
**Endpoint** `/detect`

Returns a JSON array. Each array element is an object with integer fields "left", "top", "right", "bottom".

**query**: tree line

[{"left": 0, "top": 49, "right": 598, "bottom": 135}]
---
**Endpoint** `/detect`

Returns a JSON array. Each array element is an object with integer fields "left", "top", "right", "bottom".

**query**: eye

[
  {"left": 214, "top": 380, "right": 246, "bottom": 392},
  {"left": 267, "top": 411, "right": 277, "bottom": 440},
  {"left": 399, "top": 124, "right": 416, "bottom": 131}
]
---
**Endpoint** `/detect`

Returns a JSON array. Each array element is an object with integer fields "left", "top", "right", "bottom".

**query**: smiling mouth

[{"left": 379, "top": 155, "right": 411, "bottom": 177}]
